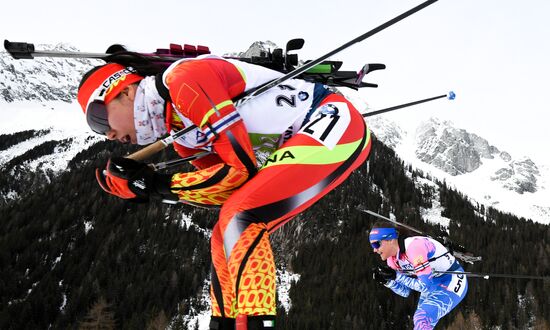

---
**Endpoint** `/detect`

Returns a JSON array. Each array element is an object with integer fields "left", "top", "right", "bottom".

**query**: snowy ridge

[
  {"left": 0, "top": 43, "right": 101, "bottom": 103},
  {"left": 0, "top": 101, "right": 102, "bottom": 174},
  {"left": 338, "top": 89, "right": 406, "bottom": 150},
  {"left": 366, "top": 114, "right": 550, "bottom": 224},
  {"left": 366, "top": 115, "right": 405, "bottom": 150},
  {"left": 0, "top": 43, "right": 103, "bottom": 179},
  {"left": 223, "top": 40, "right": 279, "bottom": 59}
]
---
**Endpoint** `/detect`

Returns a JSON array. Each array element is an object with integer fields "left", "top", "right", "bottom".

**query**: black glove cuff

[
  {"left": 108, "top": 157, "right": 147, "bottom": 179},
  {"left": 152, "top": 173, "right": 178, "bottom": 201}
]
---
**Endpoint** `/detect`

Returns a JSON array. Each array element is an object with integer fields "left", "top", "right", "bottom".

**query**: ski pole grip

[
  {"left": 4, "top": 40, "right": 35, "bottom": 59},
  {"left": 124, "top": 123, "right": 196, "bottom": 162},
  {"left": 125, "top": 140, "right": 167, "bottom": 161}
]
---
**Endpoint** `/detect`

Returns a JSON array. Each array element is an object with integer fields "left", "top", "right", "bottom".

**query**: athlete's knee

[
  {"left": 413, "top": 309, "right": 434, "bottom": 330},
  {"left": 414, "top": 298, "right": 444, "bottom": 330},
  {"left": 211, "top": 222, "right": 224, "bottom": 253}
]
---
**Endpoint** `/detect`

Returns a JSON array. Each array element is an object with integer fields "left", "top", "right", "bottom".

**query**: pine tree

[
  {"left": 79, "top": 297, "right": 117, "bottom": 330},
  {"left": 146, "top": 310, "right": 168, "bottom": 330},
  {"left": 533, "top": 318, "right": 550, "bottom": 330}
]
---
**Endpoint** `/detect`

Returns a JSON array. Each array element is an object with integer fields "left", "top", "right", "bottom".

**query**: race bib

[
  {"left": 447, "top": 273, "right": 466, "bottom": 296},
  {"left": 300, "top": 102, "right": 351, "bottom": 150}
]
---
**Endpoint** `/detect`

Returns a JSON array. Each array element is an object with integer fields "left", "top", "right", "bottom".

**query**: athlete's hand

[
  {"left": 96, "top": 157, "right": 174, "bottom": 203},
  {"left": 372, "top": 265, "right": 396, "bottom": 284}
]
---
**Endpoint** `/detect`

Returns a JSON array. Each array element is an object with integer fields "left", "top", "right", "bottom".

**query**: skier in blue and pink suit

[{"left": 369, "top": 222, "right": 468, "bottom": 329}]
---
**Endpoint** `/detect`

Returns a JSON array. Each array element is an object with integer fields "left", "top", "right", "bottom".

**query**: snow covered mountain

[
  {"left": 414, "top": 118, "right": 540, "bottom": 194},
  {"left": 2, "top": 41, "right": 549, "bottom": 329},
  {"left": 223, "top": 40, "right": 279, "bottom": 59},
  {"left": 0, "top": 45, "right": 105, "bottom": 203},
  {"left": 0, "top": 43, "right": 101, "bottom": 103},
  {"left": 339, "top": 89, "right": 550, "bottom": 224},
  {"left": 366, "top": 115, "right": 550, "bottom": 224},
  {"left": 3, "top": 42, "right": 550, "bottom": 225}
]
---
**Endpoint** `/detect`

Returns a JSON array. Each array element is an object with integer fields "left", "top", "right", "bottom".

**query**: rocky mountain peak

[
  {"left": 223, "top": 40, "right": 280, "bottom": 59},
  {"left": 239, "top": 40, "right": 279, "bottom": 58},
  {"left": 491, "top": 157, "right": 540, "bottom": 194},
  {"left": 412, "top": 118, "right": 541, "bottom": 194},
  {"left": 366, "top": 116, "right": 405, "bottom": 150},
  {"left": 415, "top": 118, "right": 500, "bottom": 175}
]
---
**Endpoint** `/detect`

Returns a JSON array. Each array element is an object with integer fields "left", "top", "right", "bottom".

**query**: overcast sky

[{"left": 2, "top": 0, "right": 550, "bottom": 164}]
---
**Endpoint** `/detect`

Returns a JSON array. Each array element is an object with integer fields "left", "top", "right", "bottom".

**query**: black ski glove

[
  {"left": 372, "top": 264, "right": 396, "bottom": 285},
  {"left": 96, "top": 157, "right": 177, "bottom": 203}
]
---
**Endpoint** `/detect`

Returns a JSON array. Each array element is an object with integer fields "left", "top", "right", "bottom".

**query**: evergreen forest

[{"left": 1, "top": 133, "right": 549, "bottom": 329}]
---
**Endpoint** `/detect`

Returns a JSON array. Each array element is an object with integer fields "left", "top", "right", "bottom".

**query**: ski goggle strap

[{"left": 369, "top": 227, "right": 398, "bottom": 249}]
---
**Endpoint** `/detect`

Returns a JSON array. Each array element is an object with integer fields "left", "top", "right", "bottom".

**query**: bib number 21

[{"left": 300, "top": 102, "right": 350, "bottom": 149}]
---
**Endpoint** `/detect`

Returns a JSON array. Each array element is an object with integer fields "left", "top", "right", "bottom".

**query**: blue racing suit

[{"left": 385, "top": 236, "right": 468, "bottom": 330}]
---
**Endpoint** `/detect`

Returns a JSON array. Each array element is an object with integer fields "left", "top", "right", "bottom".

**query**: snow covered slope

[
  {"left": 0, "top": 100, "right": 103, "bottom": 173},
  {"left": 340, "top": 89, "right": 550, "bottom": 224},
  {"left": 367, "top": 115, "right": 550, "bottom": 224}
]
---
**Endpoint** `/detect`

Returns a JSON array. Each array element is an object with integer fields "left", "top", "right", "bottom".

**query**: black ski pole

[
  {"left": 149, "top": 151, "right": 210, "bottom": 171},
  {"left": 432, "top": 271, "right": 550, "bottom": 281},
  {"left": 146, "top": 90, "right": 455, "bottom": 167},
  {"left": 362, "top": 91, "right": 455, "bottom": 117},
  {"left": 398, "top": 269, "right": 549, "bottom": 280},
  {"left": 237, "top": 0, "right": 440, "bottom": 106}
]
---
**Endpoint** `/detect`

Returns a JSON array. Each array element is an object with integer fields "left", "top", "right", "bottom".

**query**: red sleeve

[
  {"left": 162, "top": 59, "right": 257, "bottom": 205},
  {"left": 165, "top": 59, "right": 255, "bottom": 172}
]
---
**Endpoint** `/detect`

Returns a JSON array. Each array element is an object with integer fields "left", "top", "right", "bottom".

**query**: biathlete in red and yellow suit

[{"left": 77, "top": 55, "right": 371, "bottom": 330}]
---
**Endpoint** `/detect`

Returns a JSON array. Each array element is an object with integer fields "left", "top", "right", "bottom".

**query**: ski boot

[
  {"left": 209, "top": 316, "right": 235, "bottom": 330},
  {"left": 236, "top": 315, "right": 276, "bottom": 330}
]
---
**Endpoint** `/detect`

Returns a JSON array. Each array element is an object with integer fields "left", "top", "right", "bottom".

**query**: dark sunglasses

[
  {"left": 370, "top": 241, "right": 382, "bottom": 249},
  {"left": 86, "top": 100, "right": 111, "bottom": 135}
]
